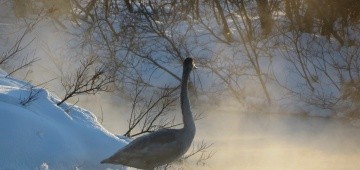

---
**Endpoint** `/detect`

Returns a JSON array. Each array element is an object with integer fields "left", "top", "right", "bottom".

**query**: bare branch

[
  {"left": 57, "top": 55, "right": 114, "bottom": 106},
  {"left": 19, "top": 87, "right": 42, "bottom": 106}
]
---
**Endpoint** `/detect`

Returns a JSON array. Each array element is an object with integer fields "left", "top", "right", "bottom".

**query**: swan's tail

[
  {"left": 100, "top": 158, "right": 110, "bottom": 164},
  {"left": 100, "top": 154, "right": 123, "bottom": 164},
  {"left": 100, "top": 156, "right": 115, "bottom": 164}
]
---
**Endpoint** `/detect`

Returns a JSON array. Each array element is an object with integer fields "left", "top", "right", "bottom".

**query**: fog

[
  {"left": 74, "top": 94, "right": 360, "bottom": 169},
  {"left": 5, "top": 32, "right": 360, "bottom": 169},
  {"left": 2, "top": 2, "right": 360, "bottom": 169},
  {"left": 192, "top": 110, "right": 360, "bottom": 170},
  {"left": 6, "top": 41, "right": 360, "bottom": 170},
  {"left": 5, "top": 28, "right": 360, "bottom": 169},
  {"left": 77, "top": 96, "right": 360, "bottom": 170}
]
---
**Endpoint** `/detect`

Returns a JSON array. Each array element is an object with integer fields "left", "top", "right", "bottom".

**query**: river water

[{"left": 189, "top": 110, "right": 360, "bottom": 170}]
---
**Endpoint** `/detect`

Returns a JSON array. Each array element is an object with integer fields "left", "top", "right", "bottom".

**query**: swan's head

[{"left": 183, "top": 57, "right": 197, "bottom": 71}]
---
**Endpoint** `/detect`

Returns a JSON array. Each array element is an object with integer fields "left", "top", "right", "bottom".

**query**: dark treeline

[
  {"left": 285, "top": 0, "right": 360, "bottom": 45},
  {"left": 180, "top": 0, "right": 360, "bottom": 45},
  {"left": 12, "top": 0, "right": 360, "bottom": 44}
]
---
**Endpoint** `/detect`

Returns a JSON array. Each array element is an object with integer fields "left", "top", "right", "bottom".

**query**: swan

[{"left": 101, "top": 57, "right": 197, "bottom": 169}]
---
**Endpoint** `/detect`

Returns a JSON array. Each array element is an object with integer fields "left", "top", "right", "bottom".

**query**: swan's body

[{"left": 101, "top": 58, "right": 197, "bottom": 169}]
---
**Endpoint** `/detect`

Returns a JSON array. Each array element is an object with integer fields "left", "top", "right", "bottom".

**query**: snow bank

[{"left": 0, "top": 72, "right": 127, "bottom": 170}]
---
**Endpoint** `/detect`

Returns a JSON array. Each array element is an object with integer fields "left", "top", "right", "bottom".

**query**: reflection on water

[{"left": 189, "top": 110, "right": 360, "bottom": 170}]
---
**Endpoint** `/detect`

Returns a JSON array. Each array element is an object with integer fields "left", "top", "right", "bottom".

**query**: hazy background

[{"left": 2, "top": 0, "right": 360, "bottom": 169}]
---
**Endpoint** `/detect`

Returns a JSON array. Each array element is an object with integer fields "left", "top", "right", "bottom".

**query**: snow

[{"left": 0, "top": 71, "right": 128, "bottom": 169}]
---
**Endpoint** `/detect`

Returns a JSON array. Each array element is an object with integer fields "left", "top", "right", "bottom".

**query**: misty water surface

[
  {"left": 190, "top": 109, "right": 360, "bottom": 170},
  {"left": 94, "top": 99, "right": 360, "bottom": 170}
]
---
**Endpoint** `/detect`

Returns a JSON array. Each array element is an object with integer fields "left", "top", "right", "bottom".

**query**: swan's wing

[
  {"left": 119, "top": 129, "right": 180, "bottom": 158},
  {"left": 101, "top": 129, "right": 182, "bottom": 168}
]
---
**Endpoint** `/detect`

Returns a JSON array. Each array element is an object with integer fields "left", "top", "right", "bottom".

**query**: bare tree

[
  {"left": 19, "top": 86, "right": 42, "bottom": 106},
  {"left": 124, "top": 83, "right": 178, "bottom": 137},
  {"left": 196, "top": 1, "right": 274, "bottom": 105},
  {"left": 0, "top": 26, "right": 38, "bottom": 78},
  {"left": 272, "top": 10, "right": 360, "bottom": 118},
  {"left": 58, "top": 55, "right": 114, "bottom": 106}
]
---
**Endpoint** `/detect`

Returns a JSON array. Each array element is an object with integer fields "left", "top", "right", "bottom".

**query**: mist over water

[
  {"left": 82, "top": 96, "right": 360, "bottom": 170},
  {"left": 6, "top": 42, "right": 360, "bottom": 169},
  {"left": 4, "top": 31, "right": 360, "bottom": 169},
  {"left": 190, "top": 106, "right": 360, "bottom": 170},
  {"left": 2, "top": 2, "right": 360, "bottom": 170}
]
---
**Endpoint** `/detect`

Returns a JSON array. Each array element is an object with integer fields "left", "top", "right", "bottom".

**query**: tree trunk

[
  {"left": 256, "top": 0, "right": 273, "bottom": 36},
  {"left": 214, "top": 0, "right": 233, "bottom": 42}
]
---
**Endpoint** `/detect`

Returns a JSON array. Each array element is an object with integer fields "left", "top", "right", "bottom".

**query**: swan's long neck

[{"left": 181, "top": 68, "right": 195, "bottom": 132}]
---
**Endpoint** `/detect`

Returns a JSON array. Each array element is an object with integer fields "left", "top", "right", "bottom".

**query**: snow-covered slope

[{"left": 0, "top": 72, "right": 127, "bottom": 169}]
